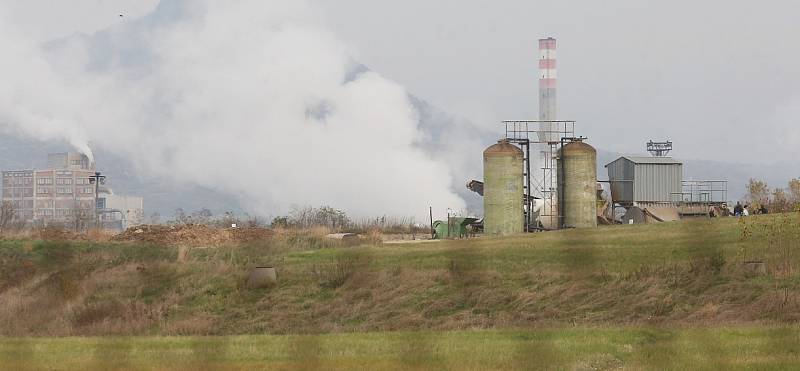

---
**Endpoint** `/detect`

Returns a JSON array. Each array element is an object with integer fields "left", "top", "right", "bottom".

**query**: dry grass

[
  {"left": 0, "top": 227, "right": 116, "bottom": 242},
  {"left": 0, "top": 214, "right": 798, "bottom": 337}
]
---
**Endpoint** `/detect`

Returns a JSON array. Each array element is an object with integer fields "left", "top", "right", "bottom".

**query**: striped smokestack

[{"left": 538, "top": 37, "right": 557, "bottom": 142}]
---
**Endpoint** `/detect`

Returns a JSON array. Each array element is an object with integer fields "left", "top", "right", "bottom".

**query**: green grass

[
  {"left": 0, "top": 214, "right": 798, "bottom": 337},
  {"left": 1, "top": 215, "right": 799, "bottom": 368},
  {"left": 1, "top": 327, "right": 799, "bottom": 370}
]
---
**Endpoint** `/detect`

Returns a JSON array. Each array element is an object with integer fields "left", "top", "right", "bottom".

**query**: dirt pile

[{"left": 113, "top": 224, "right": 273, "bottom": 246}]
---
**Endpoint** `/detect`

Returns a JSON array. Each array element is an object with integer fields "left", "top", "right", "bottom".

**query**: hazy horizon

[{"left": 1, "top": 0, "right": 797, "bottom": 219}]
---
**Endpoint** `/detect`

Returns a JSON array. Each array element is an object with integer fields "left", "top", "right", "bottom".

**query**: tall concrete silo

[
  {"left": 559, "top": 141, "right": 597, "bottom": 228},
  {"left": 484, "top": 140, "right": 524, "bottom": 236}
]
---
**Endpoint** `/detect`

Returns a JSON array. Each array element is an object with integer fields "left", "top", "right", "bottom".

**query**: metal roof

[{"left": 605, "top": 156, "right": 682, "bottom": 167}]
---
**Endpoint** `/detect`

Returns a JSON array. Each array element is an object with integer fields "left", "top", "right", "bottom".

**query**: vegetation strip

[{"left": 1, "top": 328, "right": 799, "bottom": 370}]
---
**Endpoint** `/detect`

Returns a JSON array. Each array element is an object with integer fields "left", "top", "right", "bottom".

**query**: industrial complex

[
  {"left": 465, "top": 37, "right": 729, "bottom": 236},
  {"left": 1, "top": 152, "right": 144, "bottom": 231}
]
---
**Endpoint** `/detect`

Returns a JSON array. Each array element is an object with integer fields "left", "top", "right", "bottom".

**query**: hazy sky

[
  {"left": 0, "top": 0, "right": 468, "bottom": 219},
  {"left": 9, "top": 0, "right": 799, "bottom": 166},
  {"left": 1, "top": 0, "right": 797, "bottom": 218},
  {"left": 311, "top": 0, "right": 800, "bottom": 164}
]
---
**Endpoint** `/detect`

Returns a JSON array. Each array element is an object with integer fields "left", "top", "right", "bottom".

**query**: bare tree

[
  {"left": 771, "top": 188, "right": 789, "bottom": 213},
  {"left": 746, "top": 178, "right": 770, "bottom": 209},
  {"left": 0, "top": 201, "right": 16, "bottom": 229},
  {"left": 288, "top": 205, "right": 349, "bottom": 229},
  {"left": 192, "top": 208, "right": 213, "bottom": 225},
  {"left": 70, "top": 202, "right": 93, "bottom": 232},
  {"left": 245, "top": 214, "right": 265, "bottom": 228},
  {"left": 788, "top": 178, "right": 800, "bottom": 207},
  {"left": 221, "top": 211, "right": 239, "bottom": 228},
  {"left": 173, "top": 208, "right": 190, "bottom": 224}
]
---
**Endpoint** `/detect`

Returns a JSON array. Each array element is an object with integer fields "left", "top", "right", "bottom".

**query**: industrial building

[
  {"left": 98, "top": 189, "right": 145, "bottom": 230},
  {"left": 464, "top": 37, "right": 599, "bottom": 236},
  {"left": 606, "top": 156, "right": 683, "bottom": 206},
  {"left": 605, "top": 154, "right": 728, "bottom": 223},
  {"left": 464, "top": 37, "right": 730, "bottom": 236},
  {"left": 1, "top": 152, "right": 144, "bottom": 230}
]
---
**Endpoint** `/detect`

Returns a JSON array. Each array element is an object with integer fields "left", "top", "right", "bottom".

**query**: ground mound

[
  {"left": 2, "top": 214, "right": 798, "bottom": 338},
  {"left": 112, "top": 224, "right": 273, "bottom": 246}
]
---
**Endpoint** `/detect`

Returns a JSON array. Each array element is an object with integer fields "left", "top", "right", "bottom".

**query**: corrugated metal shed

[{"left": 605, "top": 156, "right": 682, "bottom": 204}]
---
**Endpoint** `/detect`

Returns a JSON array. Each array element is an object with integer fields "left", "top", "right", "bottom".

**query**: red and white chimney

[{"left": 539, "top": 37, "right": 557, "bottom": 142}]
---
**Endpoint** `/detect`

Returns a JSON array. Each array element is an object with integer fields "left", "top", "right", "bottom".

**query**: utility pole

[
  {"left": 88, "top": 171, "right": 106, "bottom": 229},
  {"left": 429, "top": 206, "right": 434, "bottom": 239}
]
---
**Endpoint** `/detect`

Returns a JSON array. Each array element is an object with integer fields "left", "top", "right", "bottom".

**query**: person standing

[{"left": 734, "top": 202, "right": 743, "bottom": 216}]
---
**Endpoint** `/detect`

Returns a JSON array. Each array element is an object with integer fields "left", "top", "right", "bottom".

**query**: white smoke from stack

[{"left": 0, "top": 0, "right": 465, "bottom": 219}]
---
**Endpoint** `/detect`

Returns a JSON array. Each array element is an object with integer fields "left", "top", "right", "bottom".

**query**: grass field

[
  {"left": 1, "top": 214, "right": 799, "bottom": 368},
  {"left": 2, "top": 327, "right": 800, "bottom": 370},
  {"left": 1, "top": 215, "right": 800, "bottom": 336}
]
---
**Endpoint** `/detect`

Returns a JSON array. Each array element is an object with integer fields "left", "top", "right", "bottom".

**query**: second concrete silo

[
  {"left": 559, "top": 141, "right": 597, "bottom": 228},
  {"left": 484, "top": 140, "right": 524, "bottom": 236}
]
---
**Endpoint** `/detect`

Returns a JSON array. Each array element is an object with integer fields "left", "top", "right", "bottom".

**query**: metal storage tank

[
  {"left": 483, "top": 140, "right": 524, "bottom": 236},
  {"left": 559, "top": 141, "right": 597, "bottom": 228}
]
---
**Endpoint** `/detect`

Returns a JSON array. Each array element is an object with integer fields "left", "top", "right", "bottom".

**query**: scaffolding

[
  {"left": 674, "top": 180, "right": 728, "bottom": 203},
  {"left": 502, "top": 120, "right": 576, "bottom": 231}
]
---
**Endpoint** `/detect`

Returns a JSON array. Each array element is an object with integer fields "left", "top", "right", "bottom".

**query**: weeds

[
  {"left": 1, "top": 215, "right": 799, "bottom": 337},
  {"left": 39, "top": 268, "right": 82, "bottom": 301},
  {"left": 73, "top": 300, "right": 125, "bottom": 327},
  {"left": 689, "top": 247, "right": 725, "bottom": 276},
  {"left": 311, "top": 255, "right": 358, "bottom": 289},
  {"left": 0, "top": 259, "right": 36, "bottom": 292}
]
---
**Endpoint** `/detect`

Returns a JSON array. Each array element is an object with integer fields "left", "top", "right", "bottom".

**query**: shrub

[
  {"left": 708, "top": 249, "right": 726, "bottom": 275},
  {"left": 40, "top": 268, "right": 82, "bottom": 300},
  {"left": 689, "top": 247, "right": 725, "bottom": 276},
  {"left": 73, "top": 300, "right": 125, "bottom": 327},
  {"left": 0, "top": 260, "right": 37, "bottom": 292},
  {"left": 311, "top": 255, "right": 357, "bottom": 289}
]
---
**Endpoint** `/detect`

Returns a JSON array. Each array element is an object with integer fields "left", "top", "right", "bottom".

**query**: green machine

[{"left": 433, "top": 217, "right": 479, "bottom": 239}]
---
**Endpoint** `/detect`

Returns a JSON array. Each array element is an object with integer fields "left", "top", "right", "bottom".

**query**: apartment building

[{"left": 2, "top": 152, "right": 145, "bottom": 231}]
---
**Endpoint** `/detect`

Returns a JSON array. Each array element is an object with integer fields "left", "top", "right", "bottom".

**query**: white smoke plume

[{"left": 0, "top": 0, "right": 466, "bottom": 219}]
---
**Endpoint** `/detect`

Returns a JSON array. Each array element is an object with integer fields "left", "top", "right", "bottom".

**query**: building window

[
  {"left": 56, "top": 187, "right": 73, "bottom": 194},
  {"left": 36, "top": 178, "right": 53, "bottom": 185},
  {"left": 56, "top": 178, "right": 73, "bottom": 185},
  {"left": 36, "top": 209, "right": 53, "bottom": 217},
  {"left": 37, "top": 188, "right": 51, "bottom": 194}
]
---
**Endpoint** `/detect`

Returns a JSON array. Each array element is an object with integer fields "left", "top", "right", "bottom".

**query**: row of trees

[
  {"left": 156, "top": 208, "right": 268, "bottom": 228},
  {"left": 271, "top": 206, "right": 350, "bottom": 229},
  {"left": 746, "top": 178, "right": 800, "bottom": 212},
  {"left": 0, "top": 201, "right": 94, "bottom": 232}
]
